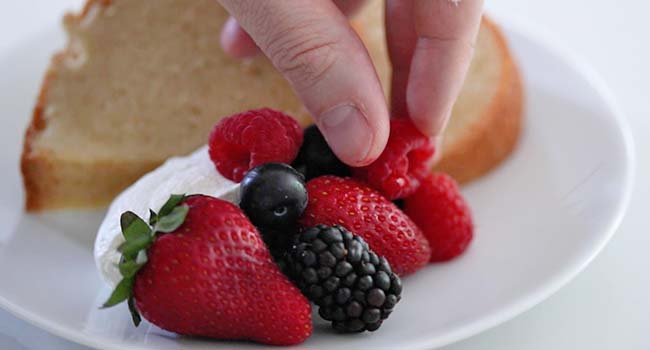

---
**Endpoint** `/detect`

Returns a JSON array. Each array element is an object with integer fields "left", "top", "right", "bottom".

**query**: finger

[
  {"left": 332, "top": 0, "right": 368, "bottom": 17},
  {"left": 221, "top": 1, "right": 367, "bottom": 59},
  {"left": 385, "top": 0, "right": 417, "bottom": 118},
  {"left": 407, "top": 0, "right": 484, "bottom": 135},
  {"left": 220, "top": 16, "right": 259, "bottom": 59},
  {"left": 217, "top": 0, "right": 390, "bottom": 166}
]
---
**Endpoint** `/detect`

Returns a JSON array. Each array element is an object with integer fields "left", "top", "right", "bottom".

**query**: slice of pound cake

[{"left": 21, "top": 0, "right": 522, "bottom": 211}]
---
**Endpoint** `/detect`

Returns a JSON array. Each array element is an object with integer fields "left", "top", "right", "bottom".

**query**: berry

[
  {"left": 103, "top": 195, "right": 312, "bottom": 346},
  {"left": 258, "top": 227, "right": 295, "bottom": 272},
  {"left": 239, "top": 163, "right": 308, "bottom": 230},
  {"left": 209, "top": 108, "right": 303, "bottom": 182},
  {"left": 352, "top": 119, "right": 435, "bottom": 200},
  {"left": 300, "top": 176, "right": 431, "bottom": 276},
  {"left": 288, "top": 225, "right": 402, "bottom": 332},
  {"left": 292, "top": 125, "right": 350, "bottom": 180},
  {"left": 404, "top": 173, "right": 474, "bottom": 261}
]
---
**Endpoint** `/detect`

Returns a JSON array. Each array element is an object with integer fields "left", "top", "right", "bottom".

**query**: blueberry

[
  {"left": 292, "top": 125, "right": 350, "bottom": 180},
  {"left": 239, "top": 163, "right": 308, "bottom": 229}
]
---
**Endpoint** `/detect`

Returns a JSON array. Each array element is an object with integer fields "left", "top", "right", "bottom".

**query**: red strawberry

[
  {"left": 404, "top": 173, "right": 474, "bottom": 262},
  {"left": 103, "top": 195, "right": 312, "bottom": 346},
  {"left": 209, "top": 108, "right": 303, "bottom": 182},
  {"left": 300, "top": 176, "right": 431, "bottom": 276},
  {"left": 352, "top": 119, "right": 435, "bottom": 200}
]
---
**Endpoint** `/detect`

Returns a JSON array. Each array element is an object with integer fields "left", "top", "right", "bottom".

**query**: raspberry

[
  {"left": 404, "top": 173, "right": 474, "bottom": 262},
  {"left": 288, "top": 225, "right": 402, "bottom": 333},
  {"left": 300, "top": 176, "right": 431, "bottom": 276},
  {"left": 352, "top": 119, "right": 435, "bottom": 200},
  {"left": 208, "top": 108, "right": 303, "bottom": 182}
]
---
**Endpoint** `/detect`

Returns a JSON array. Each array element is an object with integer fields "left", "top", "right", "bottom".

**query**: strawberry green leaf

[
  {"left": 118, "top": 257, "right": 147, "bottom": 278},
  {"left": 148, "top": 209, "right": 158, "bottom": 226},
  {"left": 120, "top": 211, "right": 151, "bottom": 242},
  {"left": 103, "top": 194, "right": 192, "bottom": 321},
  {"left": 155, "top": 204, "right": 189, "bottom": 233},
  {"left": 128, "top": 297, "right": 142, "bottom": 326},
  {"left": 102, "top": 276, "right": 134, "bottom": 308},
  {"left": 120, "top": 211, "right": 139, "bottom": 233},
  {"left": 118, "top": 235, "right": 153, "bottom": 260},
  {"left": 158, "top": 194, "right": 187, "bottom": 217}
]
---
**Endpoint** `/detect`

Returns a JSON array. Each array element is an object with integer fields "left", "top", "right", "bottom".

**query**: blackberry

[
  {"left": 288, "top": 225, "right": 402, "bottom": 332},
  {"left": 292, "top": 125, "right": 350, "bottom": 181}
]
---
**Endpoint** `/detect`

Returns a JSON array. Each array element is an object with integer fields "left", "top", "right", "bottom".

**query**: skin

[{"left": 217, "top": 0, "right": 484, "bottom": 167}]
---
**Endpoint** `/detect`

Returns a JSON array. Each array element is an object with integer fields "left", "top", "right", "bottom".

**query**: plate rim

[
  {"left": 0, "top": 14, "right": 635, "bottom": 350},
  {"left": 402, "top": 13, "right": 636, "bottom": 349}
]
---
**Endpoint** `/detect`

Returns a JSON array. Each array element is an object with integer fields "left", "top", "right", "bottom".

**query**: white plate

[{"left": 0, "top": 19, "right": 634, "bottom": 350}]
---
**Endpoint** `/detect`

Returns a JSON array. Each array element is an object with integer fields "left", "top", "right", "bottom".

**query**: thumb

[{"left": 217, "top": 0, "right": 389, "bottom": 166}]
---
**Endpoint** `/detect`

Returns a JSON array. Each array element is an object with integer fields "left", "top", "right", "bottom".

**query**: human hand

[{"left": 217, "top": 0, "right": 484, "bottom": 166}]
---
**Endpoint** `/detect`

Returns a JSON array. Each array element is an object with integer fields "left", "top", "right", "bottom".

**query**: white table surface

[{"left": 2, "top": 1, "right": 649, "bottom": 349}]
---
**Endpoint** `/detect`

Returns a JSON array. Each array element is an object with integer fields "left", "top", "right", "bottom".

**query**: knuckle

[
  {"left": 265, "top": 24, "right": 338, "bottom": 89},
  {"left": 417, "top": 30, "right": 477, "bottom": 55}
]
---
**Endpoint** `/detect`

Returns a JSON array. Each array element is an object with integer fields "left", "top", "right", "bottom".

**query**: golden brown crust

[
  {"left": 22, "top": 66, "right": 56, "bottom": 211},
  {"left": 75, "top": 0, "right": 112, "bottom": 21},
  {"left": 433, "top": 19, "right": 523, "bottom": 184},
  {"left": 22, "top": 0, "right": 117, "bottom": 211}
]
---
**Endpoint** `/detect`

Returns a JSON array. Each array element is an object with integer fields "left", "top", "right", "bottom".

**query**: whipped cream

[{"left": 94, "top": 146, "right": 240, "bottom": 287}]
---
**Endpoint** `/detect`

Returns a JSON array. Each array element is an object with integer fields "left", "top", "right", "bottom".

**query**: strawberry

[
  {"left": 404, "top": 173, "right": 474, "bottom": 262},
  {"left": 299, "top": 176, "right": 431, "bottom": 276},
  {"left": 102, "top": 194, "right": 312, "bottom": 346}
]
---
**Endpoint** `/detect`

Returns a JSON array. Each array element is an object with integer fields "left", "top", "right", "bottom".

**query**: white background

[{"left": 1, "top": 1, "right": 648, "bottom": 349}]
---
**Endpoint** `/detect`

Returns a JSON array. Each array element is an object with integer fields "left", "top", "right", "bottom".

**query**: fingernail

[
  {"left": 220, "top": 17, "right": 240, "bottom": 50},
  {"left": 221, "top": 17, "right": 258, "bottom": 59},
  {"left": 319, "top": 104, "right": 373, "bottom": 166},
  {"left": 410, "top": 106, "right": 452, "bottom": 137}
]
